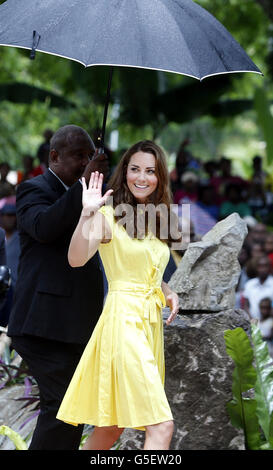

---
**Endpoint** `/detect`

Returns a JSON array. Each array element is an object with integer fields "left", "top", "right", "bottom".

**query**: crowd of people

[
  {"left": 170, "top": 140, "right": 273, "bottom": 226},
  {"left": 169, "top": 139, "right": 273, "bottom": 355}
]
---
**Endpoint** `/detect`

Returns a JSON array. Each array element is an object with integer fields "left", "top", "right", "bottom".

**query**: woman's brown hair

[{"left": 107, "top": 140, "right": 181, "bottom": 246}]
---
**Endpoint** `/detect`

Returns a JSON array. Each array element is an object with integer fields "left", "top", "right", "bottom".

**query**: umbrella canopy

[
  {"left": 0, "top": 0, "right": 262, "bottom": 146},
  {"left": 0, "top": 0, "right": 261, "bottom": 80}
]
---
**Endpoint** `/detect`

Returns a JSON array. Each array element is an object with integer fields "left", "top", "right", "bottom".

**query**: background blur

[{"left": 0, "top": 0, "right": 272, "bottom": 180}]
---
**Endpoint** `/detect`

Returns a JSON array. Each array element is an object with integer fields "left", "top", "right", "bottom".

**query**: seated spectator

[
  {"left": 235, "top": 244, "right": 251, "bottom": 308},
  {"left": 250, "top": 242, "right": 266, "bottom": 261},
  {"left": 264, "top": 233, "right": 273, "bottom": 269},
  {"left": 243, "top": 256, "right": 273, "bottom": 320},
  {"left": 173, "top": 171, "right": 199, "bottom": 204},
  {"left": 251, "top": 155, "right": 267, "bottom": 186},
  {"left": 170, "top": 139, "right": 200, "bottom": 193},
  {"left": 203, "top": 160, "right": 219, "bottom": 182},
  {"left": 0, "top": 203, "right": 20, "bottom": 327},
  {"left": 219, "top": 184, "right": 251, "bottom": 219},
  {"left": 0, "top": 203, "right": 20, "bottom": 287},
  {"left": 246, "top": 222, "right": 268, "bottom": 247},
  {"left": 0, "top": 226, "right": 8, "bottom": 327},
  {"left": 32, "top": 129, "right": 53, "bottom": 176},
  {"left": 245, "top": 258, "right": 259, "bottom": 280},
  {"left": 244, "top": 240, "right": 267, "bottom": 280},
  {"left": 17, "top": 154, "right": 35, "bottom": 183},
  {"left": 196, "top": 184, "right": 219, "bottom": 220},
  {"left": 17, "top": 130, "right": 53, "bottom": 184},
  {"left": 247, "top": 179, "right": 273, "bottom": 222},
  {"left": 169, "top": 139, "right": 189, "bottom": 193},
  {"left": 210, "top": 157, "right": 248, "bottom": 203},
  {"left": 236, "top": 243, "right": 250, "bottom": 287},
  {"left": 258, "top": 297, "right": 273, "bottom": 357},
  {"left": 0, "top": 162, "right": 15, "bottom": 199}
]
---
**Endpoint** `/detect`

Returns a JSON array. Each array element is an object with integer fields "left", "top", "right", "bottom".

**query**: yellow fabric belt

[{"left": 108, "top": 279, "right": 166, "bottom": 324}]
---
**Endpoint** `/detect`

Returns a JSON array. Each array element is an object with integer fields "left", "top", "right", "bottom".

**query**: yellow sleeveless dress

[{"left": 57, "top": 205, "right": 173, "bottom": 430}]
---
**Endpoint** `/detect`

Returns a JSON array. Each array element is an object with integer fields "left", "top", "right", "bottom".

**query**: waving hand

[{"left": 81, "top": 171, "right": 113, "bottom": 216}]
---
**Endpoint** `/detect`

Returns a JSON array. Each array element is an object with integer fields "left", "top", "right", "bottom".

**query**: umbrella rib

[
  {"left": 173, "top": 0, "right": 235, "bottom": 76},
  {"left": 158, "top": 0, "right": 202, "bottom": 78},
  {"left": 165, "top": 0, "right": 260, "bottom": 78},
  {"left": 182, "top": 0, "right": 258, "bottom": 75},
  {"left": 134, "top": 0, "right": 145, "bottom": 66}
]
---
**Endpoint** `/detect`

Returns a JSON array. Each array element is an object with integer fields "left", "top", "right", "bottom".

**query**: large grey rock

[
  {"left": 118, "top": 308, "right": 249, "bottom": 450},
  {"left": 169, "top": 213, "right": 248, "bottom": 311}
]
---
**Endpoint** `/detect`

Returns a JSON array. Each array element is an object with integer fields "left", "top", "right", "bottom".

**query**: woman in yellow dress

[{"left": 57, "top": 141, "right": 180, "bottom": 450}]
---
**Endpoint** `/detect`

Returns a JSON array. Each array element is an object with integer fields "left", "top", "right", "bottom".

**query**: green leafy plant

[
  {"left": 0, "top": 425, "right": 27, "bottom": 450},
  {"left": 251, "top": 325, "right": 273, "bottom": 449},
  {"left": 224, "top": 325, "right": 273, "bottom": 450},
  {"left": 254, "top": 87, "right": 273, "bottom": 167}
]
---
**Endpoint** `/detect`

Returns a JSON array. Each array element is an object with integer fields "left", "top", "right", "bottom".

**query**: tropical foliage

[
  {"left": 0, "top": 425, "right": 27, "bottom": 450},
  {"left": 224, "top": 325, "right": 273, "bottom": 450}
]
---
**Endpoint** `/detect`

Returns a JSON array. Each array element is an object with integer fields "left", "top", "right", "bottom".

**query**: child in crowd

[{"left": 258, "top": 297, "right": 273, "bottom": 357}]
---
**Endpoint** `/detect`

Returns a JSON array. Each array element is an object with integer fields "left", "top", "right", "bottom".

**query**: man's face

[
  {"left": 0, "top": 214, "right": 16, "bottom": 232},
  {"left": 50, "top": 133, "right": 95, "bottom": 186},
  {"left": 257, "top": 258, "right": 271, "bottom": 281},
  {"left": 259, "top": 300, "right": 271, "bottom": 320},
  {"left": 251, "top": 243, "right": 264, "bottom": 259},
  {"left": 265, "top": 236, "right": 273, "bottom": 254},
  {"left": 251, "top": 224, "right": 267, "bottom": 244}
]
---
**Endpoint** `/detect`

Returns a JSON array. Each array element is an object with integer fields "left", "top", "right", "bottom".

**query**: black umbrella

[{"left": 0, "top": 0, "right": 262, "bottom": 148}]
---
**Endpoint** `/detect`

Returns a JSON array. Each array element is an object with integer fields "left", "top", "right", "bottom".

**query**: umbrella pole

[{"left": 98, "top": 66, "right": 114, "bottom": 153}]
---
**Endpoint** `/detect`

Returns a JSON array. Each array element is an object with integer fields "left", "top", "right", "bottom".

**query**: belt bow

[
  {"left": 143, "top": 266, "right": 166, "bottom": 323},
  {"left": 108, "top": 266, "right": 166, "bottom": 324}
]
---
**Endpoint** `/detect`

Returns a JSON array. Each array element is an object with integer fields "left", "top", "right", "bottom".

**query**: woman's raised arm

[{"left": 68, "top": 172, "right": 113, "bottom": 267}]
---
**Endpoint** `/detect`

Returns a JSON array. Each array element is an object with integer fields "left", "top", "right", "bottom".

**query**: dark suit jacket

[
  {"left": 0, "top": 227, "right": 6, "bottom": 265},
  {"left": 8, "top": 169, "right": 104, "bottom": 344},
  {"left": 0, "top": 227, "right": 7, "bottom": 313}
]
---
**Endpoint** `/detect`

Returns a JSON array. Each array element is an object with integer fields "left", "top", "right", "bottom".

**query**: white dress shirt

[
  {"left": 243, "top": 275, "right": 273, "bottom": 319},
  {"left": 48, "top": 167, "right": 70, "bottom": 191}
]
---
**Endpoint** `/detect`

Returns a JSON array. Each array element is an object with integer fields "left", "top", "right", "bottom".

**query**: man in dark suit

[
  {"left": 0, "top": 227, "right": 7, "bottom": 267},
  {"left": 0, "top": 227, "right": 8, "bottom": 320},
  {"left": 8, "top": 124, "right": 108, "bottom": 450}
]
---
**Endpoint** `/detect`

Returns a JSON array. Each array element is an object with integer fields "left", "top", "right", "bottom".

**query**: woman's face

[{"left": 126, "top": 151, "right": 158, "bottom": 203}]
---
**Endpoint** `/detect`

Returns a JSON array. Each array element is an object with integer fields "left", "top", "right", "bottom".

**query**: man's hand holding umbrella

[{"left": 82, "top": 148, "right": 109, "bottom": 185}]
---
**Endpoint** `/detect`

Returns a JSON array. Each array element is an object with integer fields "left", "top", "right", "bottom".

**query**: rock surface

[{"left": 169, "top": 213, "right": 248, "bottom": 311}]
